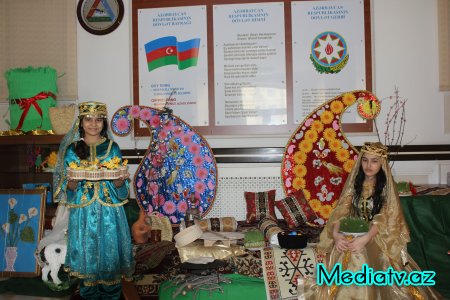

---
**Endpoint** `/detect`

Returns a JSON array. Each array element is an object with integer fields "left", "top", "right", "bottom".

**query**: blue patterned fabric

[
  {"left": 62, "top": 139, "right": 134, "bottom": 286},
  {"left": 111, "top": 106, "right": 217, "bottom": 224}
]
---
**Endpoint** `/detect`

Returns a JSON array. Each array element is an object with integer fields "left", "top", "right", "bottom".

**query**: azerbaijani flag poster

[
  {"left": 145, "top": 36, "right": 201, "bottom": 72},
  {"left": 137, "top": 6, "right": 208, "bottom": 127}
]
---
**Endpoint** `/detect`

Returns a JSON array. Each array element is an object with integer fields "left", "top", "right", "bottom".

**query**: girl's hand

[
  {"left": 333, "top": 232, "right": 349, "bottom": 253},
  {"left": 66, "top": 176, "right": 80, "bottom": 190},
  {"left": 348, "top": 234, "right": 371, "bottom": 253},
  {"left": 113, "top": 172, "right": 130, "bottom": 188}
]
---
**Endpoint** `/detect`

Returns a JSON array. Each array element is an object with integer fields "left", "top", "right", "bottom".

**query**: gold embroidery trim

[
  {"left": 66, "top": 182, "right": 99, "bottom": 208},
  {"left": 329, "top": 235, "right": 354, "bottom": 299},
  {"left": 64, "top": 267, "right": 131, "bottom": 286}
]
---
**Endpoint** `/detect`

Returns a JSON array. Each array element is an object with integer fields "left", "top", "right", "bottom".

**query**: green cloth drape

[{"left": 401, "top": 195, "right": 450, "bottom": 299}]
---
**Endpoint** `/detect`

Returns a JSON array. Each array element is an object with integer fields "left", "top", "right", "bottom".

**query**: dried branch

[{"left": 375, "top": 86, "right": 408, "bottom": 167}]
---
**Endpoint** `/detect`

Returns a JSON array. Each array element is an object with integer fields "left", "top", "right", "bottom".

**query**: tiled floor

[{"left": 0, "top": 293, "right": 70, "bottom": 300}]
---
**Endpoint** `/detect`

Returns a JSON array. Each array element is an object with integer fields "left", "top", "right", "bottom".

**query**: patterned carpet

[{"left": 261, "top": 246, "right": 323, "bottom": 300}]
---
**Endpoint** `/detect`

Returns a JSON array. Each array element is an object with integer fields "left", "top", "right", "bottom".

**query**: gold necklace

[{"left": 362, "top": 181, "right": 375, "bottom": 200}]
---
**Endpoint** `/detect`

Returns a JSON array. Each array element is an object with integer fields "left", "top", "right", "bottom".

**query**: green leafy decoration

[
  {"left": 20, "top": 226, "right": 35, "bottom": 243},
  {"left": 8, "top": 210, "right": 18, "bottom": 224},
  {"left": 340, "top": 216, "right": 369, "bottom": 233}
]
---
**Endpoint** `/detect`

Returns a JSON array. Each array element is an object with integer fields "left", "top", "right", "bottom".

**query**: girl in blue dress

[{"left": 54, "top": 101, "right": 134, "bottom": 299}]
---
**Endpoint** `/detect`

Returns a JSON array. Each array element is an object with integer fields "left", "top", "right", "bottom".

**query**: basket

[
  {"left": 119, "top": 165, "right": 129, "bottom": 177},
  {"left": 85, "top": 170, "right": 103, "bottom": 181},
  {"left": 67, "top": 168, "right": 85, "bottom": 180},
  {"left": 103, "top": 169, "right": 121, "bottom": 180},
  {"left": 49, "top": 105, "right": 76, "bottom": 135},
  {"left": 145, "top": 212, "right": 173, "bottom": 242}
]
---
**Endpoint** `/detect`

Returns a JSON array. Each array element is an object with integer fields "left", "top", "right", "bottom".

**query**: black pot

[{"left": 277, "top": 231, "right": 307, "bottom": 249}]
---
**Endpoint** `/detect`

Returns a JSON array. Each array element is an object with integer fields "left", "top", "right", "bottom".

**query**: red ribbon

[{"left": 13, "top": 92, "right": 57, "bottom": 130}]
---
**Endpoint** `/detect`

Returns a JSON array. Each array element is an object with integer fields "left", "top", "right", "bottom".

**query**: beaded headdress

[
  {"left": 360, "top": 142, "right": 388, "bottom": 158},
  {"left": 78, "top": 101, "right": 107, "bottom": 118}
]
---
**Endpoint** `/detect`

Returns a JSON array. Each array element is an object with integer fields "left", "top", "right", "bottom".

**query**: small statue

[{"left": 185, "top": 194, "right": 201, "bottom": 227}]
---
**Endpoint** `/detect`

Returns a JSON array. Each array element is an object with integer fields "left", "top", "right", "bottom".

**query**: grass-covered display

[{"left": 339, "top": 216, "right": 369, "bottom": 233}]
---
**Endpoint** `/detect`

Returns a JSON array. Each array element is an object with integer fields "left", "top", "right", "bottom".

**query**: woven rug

[{"left": 262, "top": 246, "right": 321, "bottom": 300}]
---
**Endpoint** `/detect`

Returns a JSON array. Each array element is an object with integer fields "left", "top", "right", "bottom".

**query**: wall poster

[
  {"left": 213, "top": 2, "right": 287, "bottom": 127},
  {"left": 137, "top": 5, "right": 208, "bottom": 130},
  {"left": 132, "top": 0, "right": 372, "bottom": 136},
  {"left": 292, "top": 0, "right": 366, "bottom": 124}
]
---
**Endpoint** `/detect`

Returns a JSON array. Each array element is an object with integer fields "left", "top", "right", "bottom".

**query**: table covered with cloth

[
  {"left": 129, "top": 193, "right": 449, "bottom": 299},
  {"left": 158, "top": 273, "right": 266, "bottom": 300}
]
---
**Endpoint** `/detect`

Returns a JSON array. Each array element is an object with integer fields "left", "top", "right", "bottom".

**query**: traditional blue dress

[{"left": 61, "top": 138, "right": 134, "bottom": 286}]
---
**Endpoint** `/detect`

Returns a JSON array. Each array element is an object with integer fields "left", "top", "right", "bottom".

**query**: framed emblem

[
  {"left": 310, "top": 31, "right": 349, "bottom": 74},
  {"left": 77, "top": 0, "right": 124, "bottom": 35}
]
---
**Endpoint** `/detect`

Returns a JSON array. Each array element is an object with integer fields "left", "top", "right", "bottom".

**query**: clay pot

[{"left": 131, "top": 210, "right": 151, "bottom": 244}]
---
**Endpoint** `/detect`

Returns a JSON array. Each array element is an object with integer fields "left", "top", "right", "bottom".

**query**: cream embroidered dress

[{"left": 301, "top": 142, "right": 444, "bottom": 300}]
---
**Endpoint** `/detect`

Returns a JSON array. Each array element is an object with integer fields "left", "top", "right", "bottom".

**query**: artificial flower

[
  {"left": 319, "top": 204, "right": 333, "bottom": 219},
  {"left": 189, "top": 143, "right": 201, "bottom": 155},
  {"left": 323, "top": 128, "right": 337, "bottom": 141},
  {"left": 139, "top": 108, "right": 152, "bottom": 121},
  {"left": 293, "top": 164, "right": 307, "bottom": 178},
  {"left": 336, "top": 148, "right": 350, "bottom": 162},
  {"left": 293, "top": 151, "right": 307, "bottom": 164},
  {"left": 8, "top": 198, "right": 17, "bottom": 209},
  {"left": 320, "top": 110, "right": 334, "bottom": 124},
  {"left": 343, "top": 159, "right": 356, "bottom": 173},
  {"left": 303, "top": 189, "right": 311, "bottom": 200},
  {"left": 292, "top": 177, "right": 306, "bottom": 190},
  {"left": 311, "top": 120, "right": 324, "bottom": 132},
  {"left": 193, "top": 156, "right": 204, "bottom": 167},
  {"left": 308, "top": 199, "right": 322, "bottom": 213},
  {"left": 328, "top": 139, "right": 342, "bottom": 152},
  {"left": 162, "top": 201, "right": 176, "bottom": 215},
  {"left": 196, "top": 167, "right": 208, "bottom": 180},
  {"left": 28, "top": 207, "right": 38, "bottom": 218},
  {"left": 150, "top": 114, "right": 161, "bottom": 127},
  {"left": 19, "top": 214, "right": 27, "bottom": 224},
  {"left": 304, "top": 129, "right": 319, "bottom": 143},
  {"left": 115, "top": 117, "right": 130, "bottom": 132},
  {"left": 330, "top": 100, "right": 344, "bottom": 114},
  {"left": 194, "top": 181, "right": 206, "bottom": 194},
  {"left": 177, "top": 201, "right": 188, "bottom": 213},
  {"left": 129, "top": 106, "right": 141, "bottom": 118},
  {"left": 342, "top": 93, "right": 356, "bottom": 105},
  {"left": 1, "top": 200, "right": 37, "bottom": 247},
  {"left": 299, "top": 140, "right": 313, "bottom": 153}
]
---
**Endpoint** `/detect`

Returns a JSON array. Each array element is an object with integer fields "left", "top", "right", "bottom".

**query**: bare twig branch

[{"left": 376, "top": 87, "right": 408, "bottom": 168}]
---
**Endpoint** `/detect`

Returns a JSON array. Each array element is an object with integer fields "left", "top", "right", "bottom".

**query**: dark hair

[
  {"left": 353, "top": 164, "right": 387, "bottom": 220},
  {"left": 75, "top": 117, "right": 108, "bottom": 159}
]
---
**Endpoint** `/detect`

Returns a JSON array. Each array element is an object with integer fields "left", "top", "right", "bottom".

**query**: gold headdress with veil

[
  {"left": 78, "top": 101, "right": 108, "bottom": 118},
  {"left": 53, "top": 101, "right": 110, "bottom": 203}
]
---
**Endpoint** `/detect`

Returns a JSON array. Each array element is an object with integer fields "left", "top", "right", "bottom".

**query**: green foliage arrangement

[{"left": 340, "top": 216, "right": 369, "bottom": 233}]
